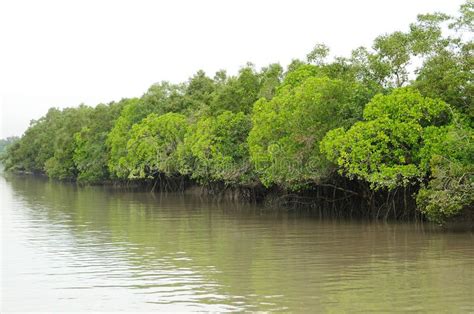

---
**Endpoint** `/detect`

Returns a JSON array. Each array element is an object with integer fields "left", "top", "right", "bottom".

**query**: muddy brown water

[{"left": 1, "top": 175, "right": 473, "bottom": 312}]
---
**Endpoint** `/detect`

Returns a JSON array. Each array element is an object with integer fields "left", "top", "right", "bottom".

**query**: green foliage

[
  {"left": 4, "top": 105, "right": 93, "bottom": 179},
  {"left": 179, "top": 111, "right": 253, "bottom": 185},
  {"left": 416, "top": 125, "right": 474, "bottom": 223},
  {"left": 372, "top": 31, "right": 412, "bottom": 88},
  {"left": 281, "top": 64, "right": 321, "bottom": 88},
  {"left": 182, "top": 70, "right": 217, "bottom": 117},
  {"left": 73, "top": 102, "right": 125, "bottom": 183},
  {"left": 141, "top": 81, "right": 186, "bottom": 114},
  {"left": 0, "top": 137, "right": 19, "bottom": 155},
  {"left": 249, "top": 73, "right": 370, "bottom": 189},
  {"left": 44, "top": 106, "right": 93, "bottom": 179},
  {"left": 307, "top": 43, "right": 330, "bottom": 65},
  {"left": 3, "top": 108, "right": 61, "bottom": 172},
  {"left": 450, "top": 0, "right": 473, "bottom": 31},
  {"left": 0, "top": 137, "right": 19, "bottom": 166},
  {"left": 406, "top": 3, "right": 472, "bottom": 117},
  {"left": 3, "top": 1, "right": 472, "bottom": 224},
  {"left": 320, "top": 88, "right": 454, "bottom": 190},
  {"left": 414, "top": 44, "right": 473, "bottom": 117},
  {"left": 348, "top": 47, "right": 387, "bottom": 93},
  {"left": 362, "top": 88, "right": 452, "bottom": 125},
  {"left": 258, "top": 63, "right": 284, "bottom": 100},
  {"left": 106, "top": 82, "right": 187, "bottom": 179},
  {"left": 409, "top": 13, "right": 450, "bottom": 55},
  {"left": 123, "top": 112, "right": 188, "bottom": 179},
  {"left": 344, "top": 3, "right": 468, "bottom": 97},
  {"left": 210, "top": 64, "right": 261, "bottom": 114},
  {"left": 106, "top": 98, "right": 144, "bottom": 178}
]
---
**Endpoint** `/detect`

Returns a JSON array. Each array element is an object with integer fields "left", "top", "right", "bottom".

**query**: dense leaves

[
  {"left": 2, "top": 1, "right": 472, "bottom": 223},
  {"left": 73, "top": 101, "right": 125, "bottom": 182},
  {"left": 416, "top": 125, "right": 474, "bottom": 223},
  {"left": 107, "top": 84, "right": 185, "bottom": 178},
  {"left": 124, "top": 113, "right": 188, "bottom": 179},
  {"left": 248, "top": 72, "right": 370, "bottom": 189},
  {"left": 179, "top": 111, "right": 253, "bottom": 185},
  {"left": 320, "top": 88, "right": 454, "bottom": 189}
]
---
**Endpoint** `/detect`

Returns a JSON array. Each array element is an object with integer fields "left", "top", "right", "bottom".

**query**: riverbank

[{"left": 6, "top": 171, "right": 473, "bottom": 228}]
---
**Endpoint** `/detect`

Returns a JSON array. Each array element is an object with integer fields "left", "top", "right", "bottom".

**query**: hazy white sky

[{"left": 0, "top": 0, "right": 464, "bottom": 138}]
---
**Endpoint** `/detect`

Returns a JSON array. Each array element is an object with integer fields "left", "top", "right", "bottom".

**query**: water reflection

[{"left": 2, "top": 175, "right": 473, "bottom": 312}]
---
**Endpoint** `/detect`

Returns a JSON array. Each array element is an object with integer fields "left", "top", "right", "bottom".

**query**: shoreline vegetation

[{"left": 2, "top": 2, "right": 473, "bottom": 225}]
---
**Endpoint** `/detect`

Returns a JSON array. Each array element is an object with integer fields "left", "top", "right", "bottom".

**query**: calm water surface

[{"left": 1, "top": 175, "right": 473, "bottom": 312}]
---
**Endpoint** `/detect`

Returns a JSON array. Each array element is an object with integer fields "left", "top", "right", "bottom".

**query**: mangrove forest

[{"left": 2, "top": 1, "right": 473, "bottom": 225}]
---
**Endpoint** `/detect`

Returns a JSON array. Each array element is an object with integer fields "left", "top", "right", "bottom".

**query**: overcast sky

[{"left": 0, "top": 0, "right": 464, "bottom": 138}]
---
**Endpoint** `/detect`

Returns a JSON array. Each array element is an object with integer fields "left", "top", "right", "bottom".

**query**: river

[{"left": 1, "top": 175, "right": 473, "bottom": 312}]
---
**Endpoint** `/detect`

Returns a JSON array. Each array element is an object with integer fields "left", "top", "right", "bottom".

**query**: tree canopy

[
  {"left": 320, "top": 88, "right": 454, "bottom": 190},
  {"left": 124, "top": 112, "right": 188, "bottom": 179},
  {"left": 2, "top": 1, "right": 472, "bottom": 224},
  {"left": 249, "top": 72, "right": 371, "bottom": 190}
]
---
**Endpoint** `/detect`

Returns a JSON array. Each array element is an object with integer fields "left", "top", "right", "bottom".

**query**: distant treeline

[
  {"left": 0, "top": 137, "right": 19, "bottom": 156},
  {"left": 2, "top": 1, "right": 473, "bottom": 224}
]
